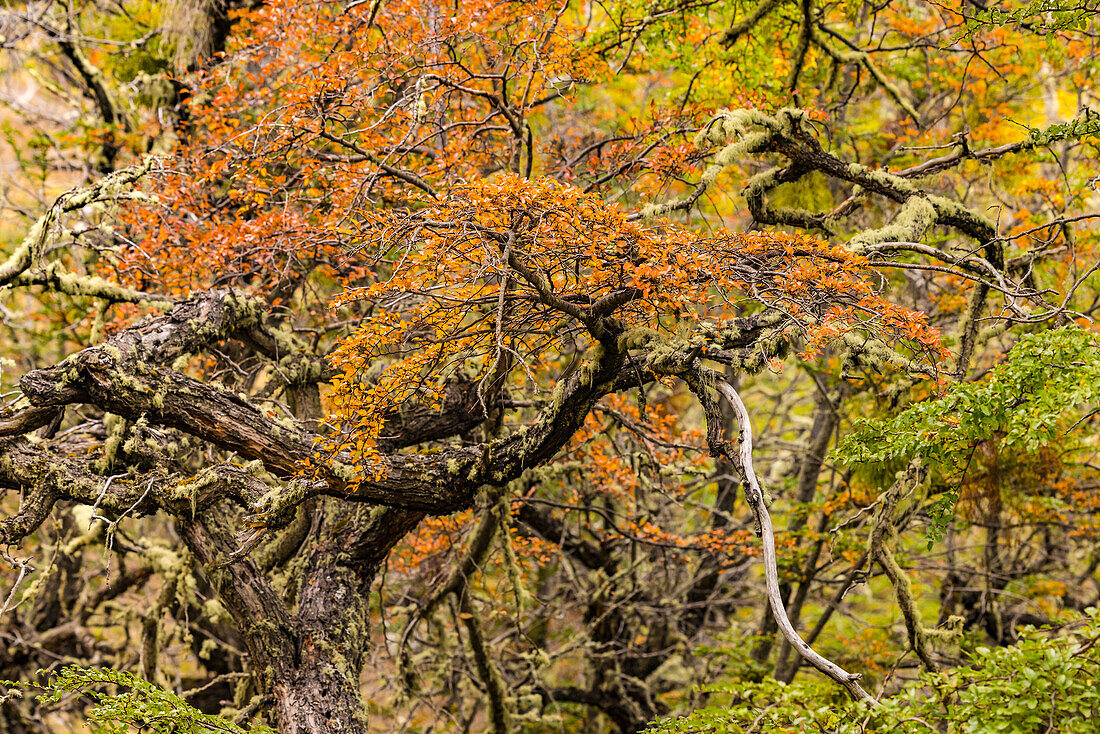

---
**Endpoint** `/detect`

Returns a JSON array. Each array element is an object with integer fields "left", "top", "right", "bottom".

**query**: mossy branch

[
  {"left": 868, "top": 460, "right": 939, "bottom": 672},
  {"left": 787, "top": 0, "right": 815, "bottom": 95},
  {"left": 721, "top": 0, "right": 785, "bottom": 45},
  {"left": 398, "top": 490, "right": 505, "bottom": 691},
  {"left": 810, "top": 26, "right": 920, "bottom": 123},
  {"left": 458, "top": 591, "right": 513, "bottom": 734},
  {"left": 13, "top": 262, "right": 173, "bottom": 308},
  {"left": 0, "top": 162, "right": 152, "bottom": 288}
]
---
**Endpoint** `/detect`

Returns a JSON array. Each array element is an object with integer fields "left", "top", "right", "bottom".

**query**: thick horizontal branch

[
  {"left": 0, "top": 406, "right": 61, "bottom": 437},
  {"left": 12, "top": 290, "right": 779, "bottom": 522},
  {"left": 16, "top": 323, "right": 644, "bottom": 516},
  {"left": 12, "top": 263, "right": 173, "bottom": 306},
  {"left": 695, "top": 109, "right": 1000, "bottom": 250},
  {"left": 0, "top": 435, "right": 270, "bottom": 544}
]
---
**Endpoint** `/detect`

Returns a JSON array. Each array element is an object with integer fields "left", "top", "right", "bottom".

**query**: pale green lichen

[
  {"left": 329, "top": 460, "right": 360, "bottom": 483},
  {"left": 853, "top": 165, "right": 920, "bottom": 198},
  {"left": 95, "top": 413, "right": 129, "bottom": 473},
  {"left": 616, "top": 326, "right": 659, "bottom": 352},
  {"left": 2, "top": 161, "right": 154, "bottom": 289},
  {"left": 24, "top": 261, "right": 172, "bottom": 308},
  {"left": 640, "top": 109, "right": 781, "bottom": 219},
  {"left": 546, "top": 343, "right": 605, "bottom": 412},
  {"left": 170, "top": 466, "right": 220, "bottom": 518},
  {"left": 849, "top": 195, "right": 937, "bottom": 251},
  {"left": 840, "top": 331, "right": 936, "bottom": 377},
  {"left": 926, "top": 193, "right": 997, "bottom": 233}
]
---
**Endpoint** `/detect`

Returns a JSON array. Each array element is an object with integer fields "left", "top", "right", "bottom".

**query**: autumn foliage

[{"left": 1, "top": 0, "right": 1100, "bottom": 733}]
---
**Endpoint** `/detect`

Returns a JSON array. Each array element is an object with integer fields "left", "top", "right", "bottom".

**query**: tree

[{"left": 1, "top": 0, "right": 1098, "bottom": 732}]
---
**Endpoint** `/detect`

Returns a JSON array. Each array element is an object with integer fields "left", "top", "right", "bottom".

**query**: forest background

[{"left": 1, "top": 0, "right": 1099, "bottom": 732}]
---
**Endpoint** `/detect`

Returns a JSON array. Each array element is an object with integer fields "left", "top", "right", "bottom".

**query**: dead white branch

[{"left": 716, "top": 380, "right": 877, "bottom": 705}]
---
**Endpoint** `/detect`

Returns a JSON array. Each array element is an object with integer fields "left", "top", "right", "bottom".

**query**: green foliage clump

[
  {"left": 835, "top": 327, "right": 1100, "bottom": 546},
  {"left": 1, "top": 665, "right": 271, "bottom": 734},
  {"left": 961, "top": 0, "right": 1098, "bottom": 36},
  {"left": 1026, "top": 111, "right": 1100, "bottom": 146},
  {"left": 837, "top": 327, "right": 1100, "bottom": 468},
  {"left": 650, "top": 609, "right": 1100, "bottom": 733}
]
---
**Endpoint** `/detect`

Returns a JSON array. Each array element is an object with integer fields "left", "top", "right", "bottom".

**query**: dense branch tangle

[
  {"left": 3, "top": 0, "right": 1097, "bottom": 731},
  {"left": 2, "top": 108, "right": 1078, "bottom": 734},
  {"left": 326, "top": 175, "right": 950, "bottom": 473},
  {"left": 0, "top": 157, "right": 951, "bottom": 730},
  {"left": 648, "top": 107, "right": 1081, "bottom": 373}
]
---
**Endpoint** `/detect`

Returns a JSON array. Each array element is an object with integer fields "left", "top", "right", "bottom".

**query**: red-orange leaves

[{"left": 323, "top": 175, "right": 947, "bottom": 475}]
